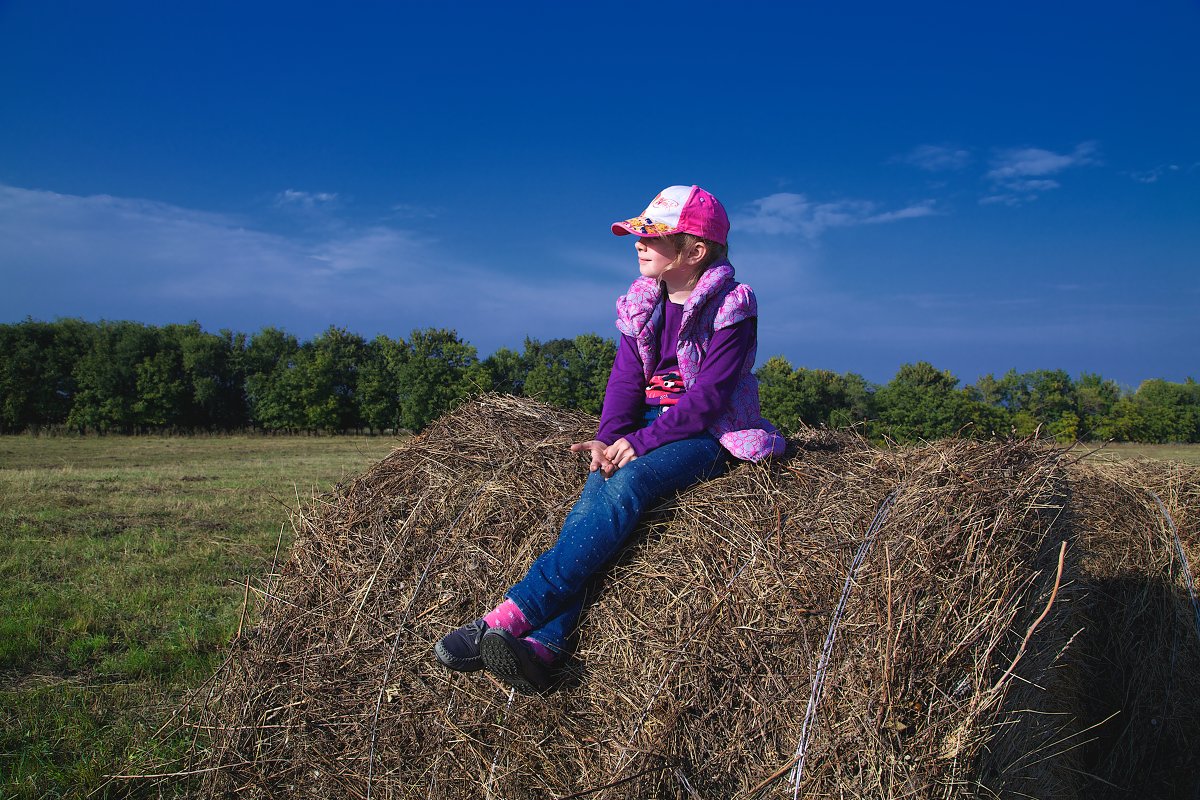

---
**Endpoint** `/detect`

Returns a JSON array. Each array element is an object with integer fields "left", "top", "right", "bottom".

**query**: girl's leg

[
  {"left": 505, "top": 434, "right": 728, "bottom": 631},
  {"left": 525, "top": 597, "right": 582, "bottom": 659}
]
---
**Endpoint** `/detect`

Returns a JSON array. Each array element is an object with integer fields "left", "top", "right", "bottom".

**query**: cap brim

[{"left": 611, "top": 218, "right": 676, "bottom": 237}]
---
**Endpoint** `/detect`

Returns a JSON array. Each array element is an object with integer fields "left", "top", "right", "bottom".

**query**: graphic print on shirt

[{"left": 645, "top": 372, "right": 685, "bottom": 405}]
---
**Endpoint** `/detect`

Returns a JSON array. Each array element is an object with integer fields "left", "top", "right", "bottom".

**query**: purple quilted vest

[{"left": 615, "top": 263, "right": 786, "bottom": 461}]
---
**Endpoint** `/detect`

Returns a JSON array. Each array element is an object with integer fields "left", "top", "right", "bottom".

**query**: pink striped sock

[
  {"left": 483, "top": 598, "right": 531, "bottom": 637},
  {"left": 523, "top": 637, "right": 557, "bottom": 665}
]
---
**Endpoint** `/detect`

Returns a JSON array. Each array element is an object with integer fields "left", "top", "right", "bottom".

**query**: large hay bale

[{"left": 176, "top": 396, "right": 1200, "bottom": 799}]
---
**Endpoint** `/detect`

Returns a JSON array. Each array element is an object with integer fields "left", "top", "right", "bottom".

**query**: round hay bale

[{"left": 173, "top": 396, "right": 1200, "bottom": 799}]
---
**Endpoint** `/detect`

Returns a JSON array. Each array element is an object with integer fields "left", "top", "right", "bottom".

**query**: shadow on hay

[
  {"left": 1068, "top": 577, "right": 1200, "bottom": 799},
  {"left": 1062, "top": 456, "right": 1200, "bottom": 800}
]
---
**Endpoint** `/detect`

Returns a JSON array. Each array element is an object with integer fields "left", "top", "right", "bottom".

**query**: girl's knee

[{"left": 602, "top": 459, "right": 658, "bottom": 497}]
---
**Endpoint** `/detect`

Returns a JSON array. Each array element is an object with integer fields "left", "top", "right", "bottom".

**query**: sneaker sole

[{"left": 480, "top": 633, "right": 545, "bottom": 695}]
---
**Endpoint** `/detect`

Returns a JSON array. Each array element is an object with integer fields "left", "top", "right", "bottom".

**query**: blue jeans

[{"left": 505, "top": 431, "right": 729, "bottom": 655}]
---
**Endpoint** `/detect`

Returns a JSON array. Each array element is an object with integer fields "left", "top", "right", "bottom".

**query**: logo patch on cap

[{"left": 650, "top": 194, "right": 680, "bottom": 210}]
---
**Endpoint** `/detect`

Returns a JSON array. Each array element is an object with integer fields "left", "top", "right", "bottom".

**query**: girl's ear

[{"left": 685, "top": 240, "right": 708, "bottom": 267}]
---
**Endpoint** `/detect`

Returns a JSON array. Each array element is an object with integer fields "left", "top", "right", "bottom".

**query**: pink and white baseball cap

[{"left": 611, "top": 185, "right": 730, "bottom": 245}]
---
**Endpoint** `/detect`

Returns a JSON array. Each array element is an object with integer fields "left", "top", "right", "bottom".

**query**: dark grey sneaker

[
  {"left": 434, "top": 619, "right": 488, "bottom": 672},
  {"left": 480, "top": 627, "right": 554, "bottom": 695}
]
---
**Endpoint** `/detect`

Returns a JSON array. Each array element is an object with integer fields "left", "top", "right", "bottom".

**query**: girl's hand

[
  {"left": 570, "top": 440, "right": 617, "bottom": 476},
  {"left": 603, "top": 438, "right": 638, "bottom": 474}
]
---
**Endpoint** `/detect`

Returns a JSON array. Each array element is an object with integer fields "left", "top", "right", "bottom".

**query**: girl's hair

[{"left": 666, "top": 233, "right": 728, "bottom": 272}]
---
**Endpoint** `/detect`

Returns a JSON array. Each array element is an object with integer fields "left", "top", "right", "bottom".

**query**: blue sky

[{"left": 1, "top": 1, "right": 1196, "bottom": 388}]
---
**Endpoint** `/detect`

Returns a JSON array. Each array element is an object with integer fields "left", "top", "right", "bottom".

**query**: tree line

[{"left": 1, "top": 319, "right": 1197, "bottom": 443}]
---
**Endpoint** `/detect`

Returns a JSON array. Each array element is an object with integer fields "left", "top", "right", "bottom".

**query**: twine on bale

[
  {"left": 788, "top": 486, "right": 900, "bottom": 799},
  {"left": 484, "top": 688, "right": 517, "bottom": 800},
  {"left": 1149, "top": 491, "right": 1200, "bottom": 643}
]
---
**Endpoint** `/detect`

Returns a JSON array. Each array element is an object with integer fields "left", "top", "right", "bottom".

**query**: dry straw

[{"left": 154, "top": 395, "right": 1198, "bottom": 798}]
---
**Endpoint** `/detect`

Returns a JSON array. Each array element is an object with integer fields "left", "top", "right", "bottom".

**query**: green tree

[
  {"left": 244, "top": 328, "right": 305, "bottom": 431},
  {"left": 756, "top": 356, "right": 804, "bottom": 434},
  {"left": 874, "top": 362, "right": 979, "bottom": 442},
  {"left": 969, "top": 373, "right": 1006, "bottom": 408},
  {"left": 481, "top": 347, "right": 526, "bottom": 396},
  {"left": 522, "top": 334, "right": 615, "bottom": 414},
  {"left": 1095, "top": 397, "right": 1146, "bottom": 442},
  {"left": 988, "top": 369, "right": 1076, "bottom": 420},
  {"left": 1046, "top": 411, "right": 1081, "bottom": 444},
  {"left": 755, "top": 356, "right": 874, "bottom": 434},
  {"left": 172, "top": 323, "right": 247, "bottom": 429},
  {"left": 132, "top": 348, "right": 188, "bottom": 428},
  {"left": 965, "top": 373, "right": 1015, "bottom": 435},
  {"left": 0, "top": 319, "right": 92, "bottom": 431},
  {"left": 295, "top": 327, "right": 367, "bottom": 432},
  {"left": 794, "top": 367, "right": 873, "bottom": 429},
  {"left": 357, "top": 334, "right": 408, "bottom": 432},
  {"left": 395, "top": 328, "right": 482, "bottom": 432},
  {"left": 67, "top": 321, "right": 161, "bottom": 432},
  {"left": 1074, "top": 372, "right": 1120, "bottom": 439},
  {"left": 1125, "top": 379, "right": 1200, "bottom": 443}
]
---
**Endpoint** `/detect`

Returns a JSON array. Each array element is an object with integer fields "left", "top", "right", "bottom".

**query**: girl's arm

[
  {"left": 622, "top": 318, "right": 755, "bottom": 455},
  {"left": 594, "top": 334, "right": 647, "bottom": 445}
]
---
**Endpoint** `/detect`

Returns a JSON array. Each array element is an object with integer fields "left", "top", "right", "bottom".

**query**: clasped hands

[{"left": 570, "top": 438, "right": 637, "bottom": 478}]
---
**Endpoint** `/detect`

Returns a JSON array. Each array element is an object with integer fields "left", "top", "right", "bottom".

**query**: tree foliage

[
  {"left": 757, "top": 357, "right": 872, "bottom": 435},
  {"left": 521, "top": 334, "right": 616, "bottom": 416},
  {"left": 874, "top": 362, "right": 980, "bottom": 441},
  {"left": 1, "top": 318, "right": 1198, "bottom": 442},
  {"left": 394, "top": 328, "right": 483, "bottom": 432}
]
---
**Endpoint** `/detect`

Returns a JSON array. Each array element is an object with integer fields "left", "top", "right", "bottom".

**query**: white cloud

[
  {"left": 981, "top": 141, "right": 1100, "bottom": 204},
  {"left": 0, "top": 183, "right": 617, "bottom": 352},
  {"left": 1127, "top": 164, "right": 1181, "bottom": 184},
  {"left": 986, "top": 142, "right": 1100, "bottom": 181},
  {"left": 308, "top": 227, "right": 422, "bottom": 274},
  {"left": 896, "top": 144, "right": 972, "bottom": 172},
  {"left": 274, "top": 189, "right": 339, "bottom": 208},
  {"left": 736, "top": 192, "right": 938, "bottom": 239},
  {"left": 1003, "top": 178, "right": 1061, "bottom": 193},
  {"left": 389, "top": 202, "right": 440, "bottom": 219},
  {"left": 868, "top": 204, "right": 941, "bottom": 223}
]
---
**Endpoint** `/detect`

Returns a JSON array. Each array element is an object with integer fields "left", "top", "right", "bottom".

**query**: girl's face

[{"left": 635, "top": 237, "right": 678, "bottom": 280}]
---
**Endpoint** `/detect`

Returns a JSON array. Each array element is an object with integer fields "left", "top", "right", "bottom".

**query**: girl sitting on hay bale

[{"left": 435, "top": 185, "right": 785, "bottom": 693}]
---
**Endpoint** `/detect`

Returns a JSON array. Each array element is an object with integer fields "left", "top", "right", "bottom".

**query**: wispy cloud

[
  {"left": 1126, "top": 164, "right": 1181, "bottom": 184},
  {"left": 982, "top": 141, "right": 1100, "bottom": 204},
  {"left": 896, "top": 144, "right": 972, "bottom": 172},
  {"left": 389, "top": 202, "right": 440, "bottom": 219},
  {"left": 987, "top": 142, "right": 1101, "bottom": 181},
  {"left": 0, "top": 183, "right": 616, "bottom": 351},
  {"left": 736, "top": 193, "right": 938, "bottom": 238},
  {"left": 274, "top": 188, "right": 339, "bottom": 209}
]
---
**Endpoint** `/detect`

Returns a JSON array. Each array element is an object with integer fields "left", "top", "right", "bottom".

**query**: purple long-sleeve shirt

[{"left": 596, "top": 299, "right": 755, "bottom": 455}]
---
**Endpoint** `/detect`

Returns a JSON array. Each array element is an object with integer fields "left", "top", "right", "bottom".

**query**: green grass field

[
  {"left": 1, "top": 434, "right": 1196, "bottom": 798},
  {"left": 1075, "top": 441, "right": 1200, "bottom": 465},
  {"left": 0, "top": 434, "right": 397, "bottom": 799}
]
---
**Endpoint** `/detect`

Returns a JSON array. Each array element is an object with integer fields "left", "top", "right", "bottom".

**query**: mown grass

[
  {"left": 1077, "top": 441, "right": 1200, "bottom": 465},
  {"left": 0, "top": 434, "right": 397, "bottom": 799}
]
